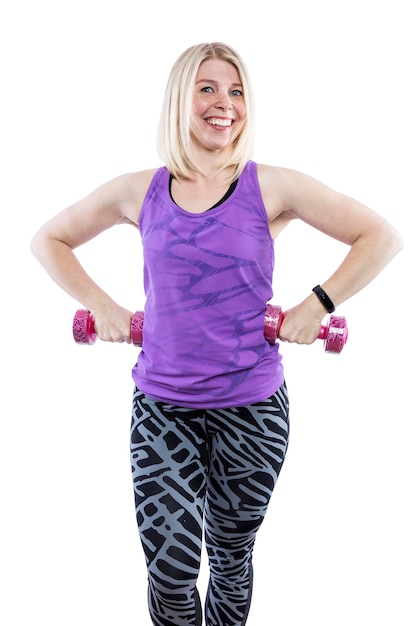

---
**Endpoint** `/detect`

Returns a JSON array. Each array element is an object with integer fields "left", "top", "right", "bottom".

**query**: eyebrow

[{"left": 195, "top": 79, "right": 243, "bottom": 87}]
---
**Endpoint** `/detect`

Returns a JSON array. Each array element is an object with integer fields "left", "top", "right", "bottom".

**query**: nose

[{"left": 215, "top": 91, "right": 233, "bottom": 110}]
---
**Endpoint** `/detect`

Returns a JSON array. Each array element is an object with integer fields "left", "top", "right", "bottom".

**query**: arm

[
  {"left": 259, "top": 165, "right": 404, "bottom": 344},
  {"left": 30, "top": 169, "right": 155, "bottom": 342}
]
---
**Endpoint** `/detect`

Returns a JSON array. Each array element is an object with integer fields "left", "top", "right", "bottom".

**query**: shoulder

[
  {"left": 255, "top": 163, "right": 348, "bottom": 217},
  {"left": 256, "top": 163, "right": 310, "bottom": 198},
  {"left": 255, "top": 163, "right": 287, "bottom": 192},
  {"left": 254, "top": 163, "right": 336, "bottom": 238},
  {"left": 108, "top": 168, "right": 160, "bottom": 225},
  {"left": 254, "top": 163, "right": 294, "bottom": 221},
  {"left": 119, "top": 167, "right": 159, "bottom": 204}
]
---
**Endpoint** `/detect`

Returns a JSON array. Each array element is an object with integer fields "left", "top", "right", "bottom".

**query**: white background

[{"left": 1, "top": 1, "right": 416, "bottom": 624}]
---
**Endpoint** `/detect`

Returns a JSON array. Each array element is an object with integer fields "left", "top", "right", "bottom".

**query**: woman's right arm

[{"left": 30, "top": 169, "right": 155, "bottom": 342}]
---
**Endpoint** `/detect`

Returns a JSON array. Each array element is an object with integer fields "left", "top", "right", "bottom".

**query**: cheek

[
  {"left": 189, "top": 113, "right": 204, "bottom": 137},
  {"left": 189, "top": 106, "right": 203, "bottom": 134},
  {"left": 192, "top": 96, "right": 209, "bottom": 117},
  {"left": 237, "top": 102, "right": 247, "bottom": 121},
  {"left": 191, "top": 102, "right": 200, "bottom": 116},
  {"left": 234, "top": 108, "right": 247, "bottom": 134}
]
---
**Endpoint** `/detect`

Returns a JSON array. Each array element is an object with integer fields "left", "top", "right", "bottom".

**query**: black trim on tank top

[{"left": 169, "top": 174, "right": 238, "bottom": 210}]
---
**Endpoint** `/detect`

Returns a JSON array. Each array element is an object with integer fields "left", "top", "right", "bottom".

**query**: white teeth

[{"left": 207, "top": 118, "right": 232, "bottom": 127}]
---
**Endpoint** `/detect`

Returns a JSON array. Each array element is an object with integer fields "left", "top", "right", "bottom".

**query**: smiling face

[{"left": 190, "top": 57, "right": 247, "bottom": 157}]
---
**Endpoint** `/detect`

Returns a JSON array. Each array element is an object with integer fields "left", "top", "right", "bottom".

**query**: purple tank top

[{"left": 132, "top": 160, "right": 284, "bottom": 407}]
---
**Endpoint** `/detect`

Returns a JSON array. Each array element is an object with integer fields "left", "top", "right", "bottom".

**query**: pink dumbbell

[
  {"left": 72, "top": 309, "right": 144, "bottom": 346},
  {"left": 73, "top": 304, "right": 348, "bottom": 353},
  {"left": 264, "top": 304, "right": 348, "bottom": 353}
]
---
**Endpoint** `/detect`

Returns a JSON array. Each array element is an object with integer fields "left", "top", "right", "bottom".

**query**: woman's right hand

[{"left": 89, "top": 303, "right": 136, "bottom": 344}]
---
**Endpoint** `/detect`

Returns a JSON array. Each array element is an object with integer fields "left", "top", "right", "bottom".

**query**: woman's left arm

[{"left": 260, "top": 165, "right": 404, "bottom": 344}]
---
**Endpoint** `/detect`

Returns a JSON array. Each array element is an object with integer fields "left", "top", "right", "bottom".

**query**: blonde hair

[{"left": 156, "top": 42, "right": 255, "bottom": 182}]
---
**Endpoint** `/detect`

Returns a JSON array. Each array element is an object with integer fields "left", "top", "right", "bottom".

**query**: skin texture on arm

[
  {"left": 30, "top": 169, "right": 156, "bottom": 342},
  {"left": 258, "top": 164, "right": 404, "bottom": 344}
]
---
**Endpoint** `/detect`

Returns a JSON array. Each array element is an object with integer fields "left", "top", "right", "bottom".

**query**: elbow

[
  {"left": 357, "top": 221, "right": 404, "bottom": 269},
  {"left": 375, "top": 223, "right": 404, "bottom": 267},
  {"left": 388, "top": 224, "right": 404, "bottom": 258},
  {"left": 30, "top": 231, "right": 40, "bottom": 260},
  {"left": 30, "top": 230, "right": 44, "bottom": 262},
  {"left": 30, "top": 228, "right": 53, "bottom": 264}
]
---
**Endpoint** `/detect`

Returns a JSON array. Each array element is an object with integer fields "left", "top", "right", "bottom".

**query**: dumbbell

[
  {"left": 72, "top": 309, "right": 144, "bottom": 346},
  {"left": 73, "top": 304, "right": 348, "bottom": 353},
  {"left": 264, "top": 304, "right": 348, "bottom": 353}
]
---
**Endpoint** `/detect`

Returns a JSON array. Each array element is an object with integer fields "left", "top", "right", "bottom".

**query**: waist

[{"left": 131, "top": 311, "right": 284, "bottom": 408}]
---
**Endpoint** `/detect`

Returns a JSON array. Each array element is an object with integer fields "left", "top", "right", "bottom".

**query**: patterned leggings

[{"left": 130, "top": 383, "right": 290, "bottom": 626}]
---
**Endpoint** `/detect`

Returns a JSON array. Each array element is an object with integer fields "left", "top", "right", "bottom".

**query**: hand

[
  {"left": 278, "top": 298, "right": 325, "bottom": 345},
  {"left": 90, "top": 303, "right": 135, "bottom": 344}
]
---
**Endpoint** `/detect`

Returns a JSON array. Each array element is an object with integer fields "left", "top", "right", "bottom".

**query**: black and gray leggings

[{"left": 130, "top": 383, "right": 290, "bottom": 626}]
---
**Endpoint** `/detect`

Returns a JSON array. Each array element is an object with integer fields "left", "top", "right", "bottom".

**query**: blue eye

[
  {"left": 201, "top": 86, "right": 214, "bottom": 93},
  {"left": 231, "top": 89, "right": 243, "bottom": 97}
]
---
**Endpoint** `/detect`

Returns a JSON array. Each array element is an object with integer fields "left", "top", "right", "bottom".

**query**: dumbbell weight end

[
  {"left": 318, "top": 314, "right": 348, "bottom": 353},
  {"left": 73, "top": 309, "right": 97, "bottom": 345}
]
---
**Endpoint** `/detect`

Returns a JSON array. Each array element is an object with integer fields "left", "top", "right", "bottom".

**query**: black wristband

[{"left": 312, "top": 285, "right": 335, "bottom": 314}]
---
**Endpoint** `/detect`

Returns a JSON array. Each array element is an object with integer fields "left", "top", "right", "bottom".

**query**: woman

[{"left": 31, "top": 42, "right": 402, "bottom": 626}]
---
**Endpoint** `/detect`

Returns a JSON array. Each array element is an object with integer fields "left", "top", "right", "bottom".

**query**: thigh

[
  {"left": 130, "top": 390, "right": 209, "bottom": 569},
  {"left": 206, "top": 383, "right": 290, "bottom": 531}
]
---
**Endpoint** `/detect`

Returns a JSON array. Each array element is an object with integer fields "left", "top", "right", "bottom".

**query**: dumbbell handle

[{"left": 73, "top": 304, "right": 348, "bottom": 353}]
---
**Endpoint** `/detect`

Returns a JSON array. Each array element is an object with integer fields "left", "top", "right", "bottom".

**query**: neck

[{"left": 189, "top": 143, "right": 236, "bottom": 181}]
